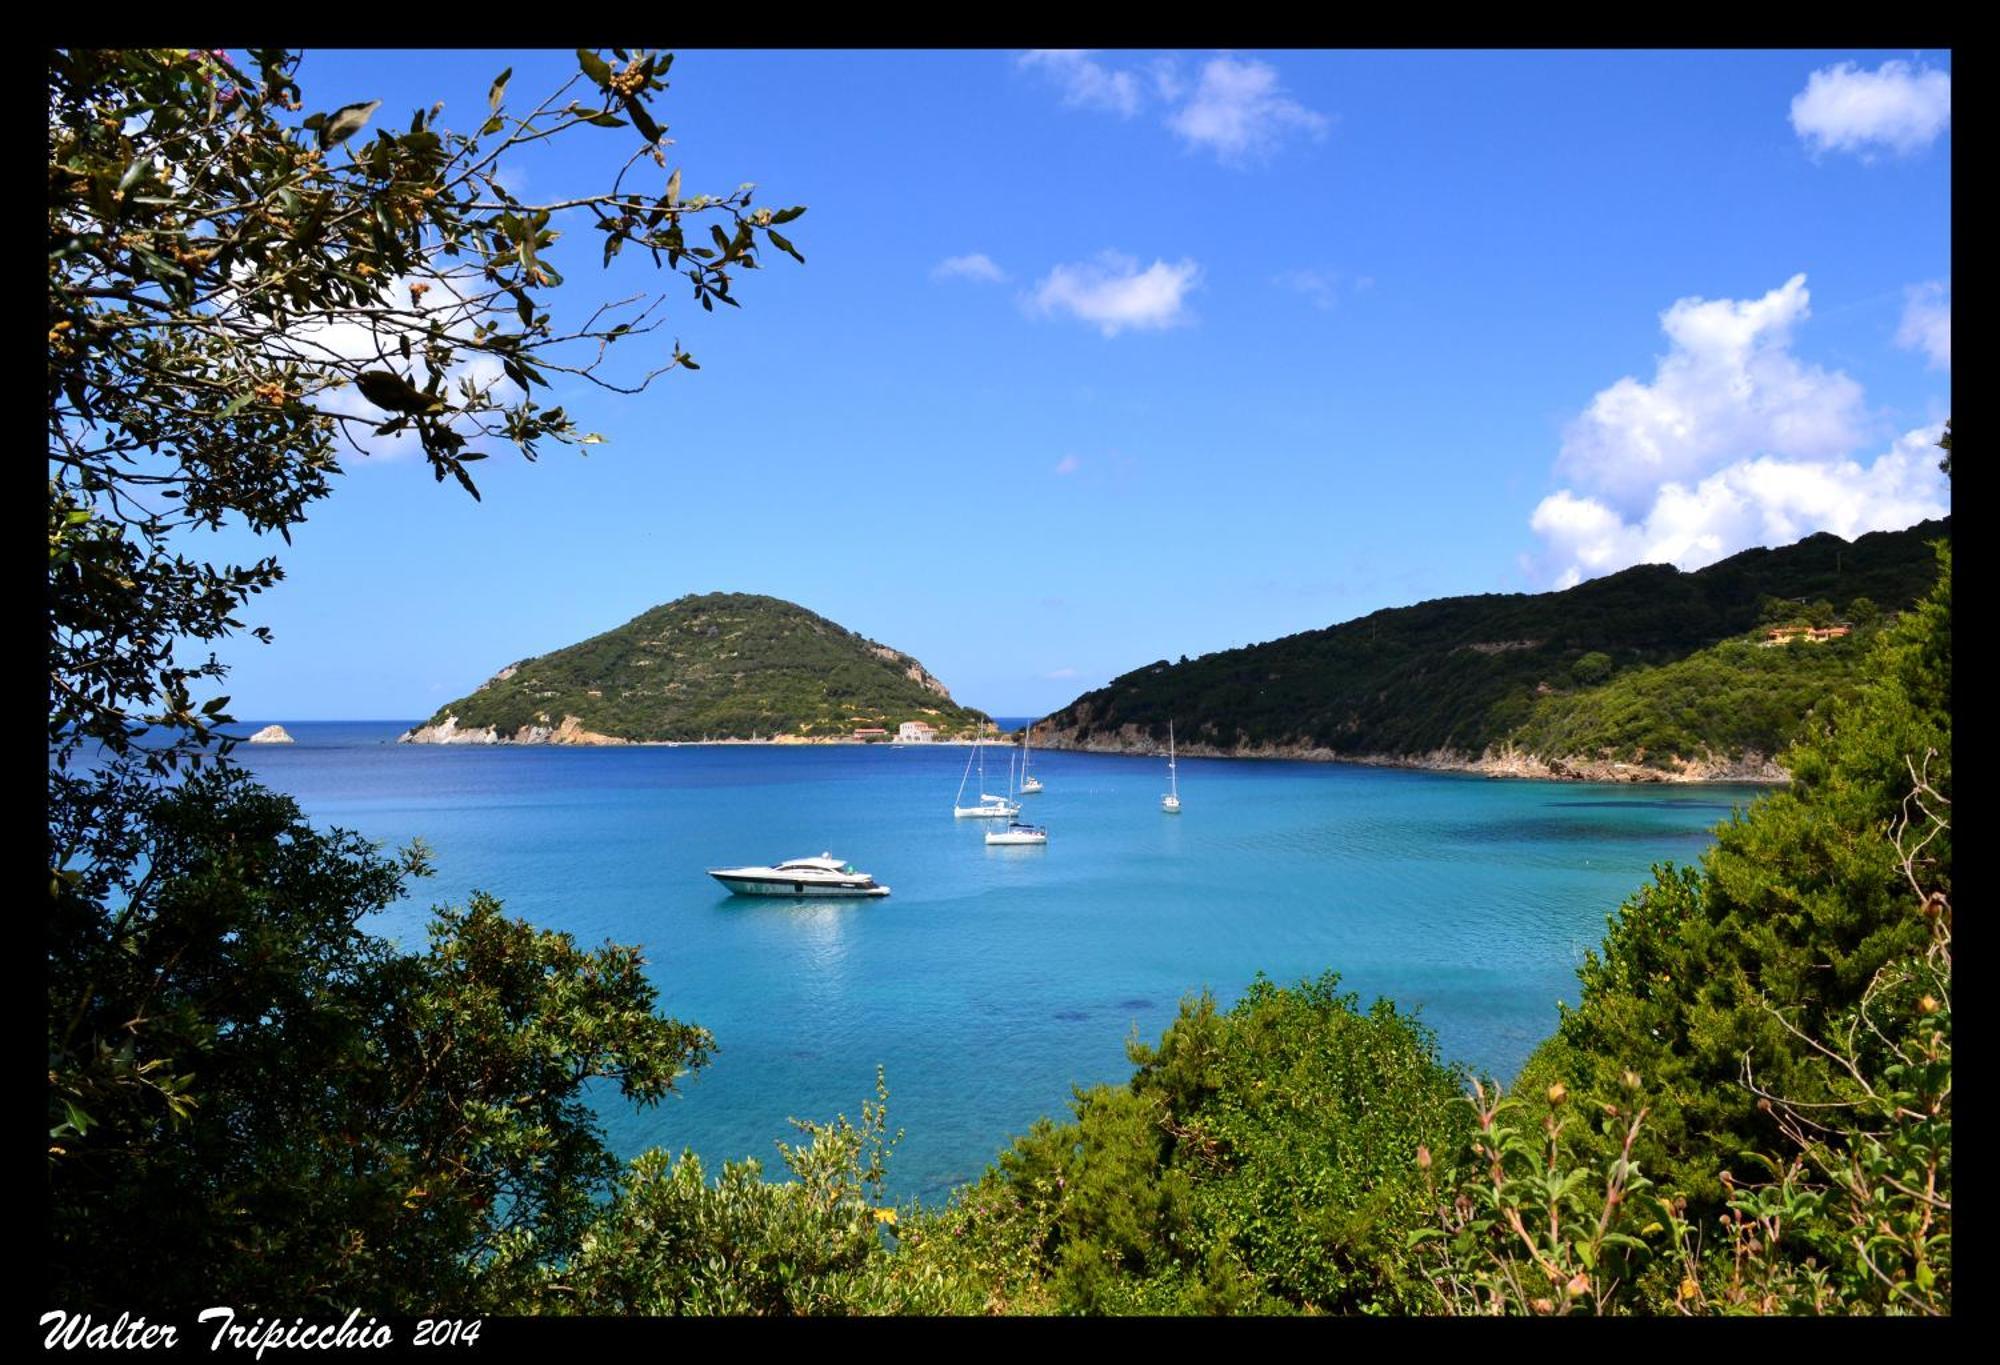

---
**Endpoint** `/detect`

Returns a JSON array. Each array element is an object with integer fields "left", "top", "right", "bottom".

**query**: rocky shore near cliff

[
  {"left": 399, "top": 714, "right": 632, "bottom": 746},
  {"left": 1030, "top": 726, "right": 1787, "bottom": 784},
  {"left": 398, "top": 713, "right": 993, "bottom": 747}
]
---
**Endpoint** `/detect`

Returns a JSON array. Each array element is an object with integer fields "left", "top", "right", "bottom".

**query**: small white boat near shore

[{"left": 708, "top": 854, "right": 891, "bottom": 898}]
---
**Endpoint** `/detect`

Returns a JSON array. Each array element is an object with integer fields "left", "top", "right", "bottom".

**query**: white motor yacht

[{"left": 708, "top": 853, "right": 891, "bottom": 898}]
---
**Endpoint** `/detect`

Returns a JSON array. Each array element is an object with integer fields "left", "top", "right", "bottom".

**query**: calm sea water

[{"left": 229, "top": 720, "right": 1761, "bottom": 1202}]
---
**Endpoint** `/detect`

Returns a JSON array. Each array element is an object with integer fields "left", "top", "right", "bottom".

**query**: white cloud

[
  {"left": 1053, "top": 455, "right": 1082, "bottom": 476},
  {"left": 1043, "top": 667, "right": 1081, "bottom": 680},
  {"left": 1017, "top": 50, "right": 1141, "bottom": 117},
  {"left": 1896, "top": 280, "right": 1951, "bottom": 370},
  {"left": 1532, "top": 429, "right": 1950, "bottom": 588},
  {"left": 1530, "top": 274, "right": 1948, "bottom": 586},
  {"left": 1790, "top": 59, "right": 1950, "bottom": 158},
  {"left": 265, "top": 272, "right": 520, "bottom": 462},
  {"left": 1166, "top": 56, "right": 1330, "bottom": 164},
  {"left": 1029, "top": 252, "right": 1200, "bottom": 337},
  {"left": 1555, "top": 274, "right": 1865, "bottom": 513},
  {"left": 1274, "top": 267, "right": 1343, "bottom": 310},
  {"left": 932, "top": 252, "right": 1007, "bottom": 284},
  {"left": 1019, "top": 51, "right": 1328, "bottom": 166}
]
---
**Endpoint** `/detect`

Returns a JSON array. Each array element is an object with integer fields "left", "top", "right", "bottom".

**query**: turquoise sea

[{"left": 230, "top": 720, "right": 1763, "bottom": 1203}]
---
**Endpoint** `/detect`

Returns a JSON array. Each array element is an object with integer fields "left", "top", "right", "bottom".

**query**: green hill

[
  {"left": 406, "top": 593, "right": 991, "bottom": 743},
  {"left": 1038, "top": 518, "right": 1948, "bottom": 775}
]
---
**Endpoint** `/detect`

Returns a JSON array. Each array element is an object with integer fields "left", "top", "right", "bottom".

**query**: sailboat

[
  {"left": 1161, "top": 720, "right": 1181, "bottom": 813},
  {"left": 1020, "top": 722, "right": 1043, "bottom": 794},
  {"left": 953, "top": 736, "right": 1021, "bottom": 818},
  {"left": 983, "top": 735, "right": 1044, "bottom": 842}
]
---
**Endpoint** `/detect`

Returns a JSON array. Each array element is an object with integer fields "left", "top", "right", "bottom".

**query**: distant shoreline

[
  {"left": 1030, "top": 734, "right": 1788, "bottom": 786},
  {"left": 381, "top": 721, "right": 1782, "bottom": 783}
]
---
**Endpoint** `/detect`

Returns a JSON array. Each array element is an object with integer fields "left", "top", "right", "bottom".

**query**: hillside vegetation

[
  {"left": 413, "top": 593, "right": 991, "bottom": 742},
  {"left": 1509, "top": 627, "right": 1874, "bottom": 765},
  {"left": 1038, "top": 518, "right": 1946, "bottom": 775}
]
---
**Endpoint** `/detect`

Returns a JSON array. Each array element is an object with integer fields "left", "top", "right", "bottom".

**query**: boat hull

[
  {"left": 709, "top": 872, "right": 890, "bottom": 898},
  {"left": 954, "top": 804, "right": 1020, "bottom": 819}
]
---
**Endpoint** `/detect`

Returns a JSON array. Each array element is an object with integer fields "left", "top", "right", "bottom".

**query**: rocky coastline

[
  {"left": 398, "top": 713, "right": 996, "bottom": 748},
  {"left": 1029, "top": 726, "right": 1787, "bottom": 785}
]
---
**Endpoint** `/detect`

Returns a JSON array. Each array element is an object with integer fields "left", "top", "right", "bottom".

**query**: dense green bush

[
  {"left": 883, "top": 975, "right": 1475, "bottom": 1314},
  {"left": 1420, "top": 745, "right": 1950, "bottom": 1315},
  {"left": 1524, "top": 542, "right": 1949, "bottom": 1213},
  {"left": 47, "top": 768, "right": 712, "bottom": 1314},
  {"left": 526, "top": 1072, "right": 904, "bottom": 1314}
]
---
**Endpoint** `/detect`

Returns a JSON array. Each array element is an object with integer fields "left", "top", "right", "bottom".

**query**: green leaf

[
  {"left": 488, "top": 67, "right": 512, "bottom": 112},
  {"left": 577, "top": 49, "right": 612, "bottom": 87},
  {"left": 626, "top": 97, "right": 664, "bottom": 145}
]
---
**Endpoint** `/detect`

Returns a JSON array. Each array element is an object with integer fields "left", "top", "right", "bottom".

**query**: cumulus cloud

[
  {"left": 1533, "top": 430, "right": 1950, "bottom": 588},
  {"left": 1529, "top": 275, "right": 1948, "bottom": 587},
  {"left": 1017, "top": 50, "right": 1141, "bottom": 117},
  {"left": 1019, "top": 50, "right": 1328, "bottom": 166},
  {"left": 1166, "top": 56, "right": 1330, "bottom": 164},
  {"left": 1029, "top": 252, "right": 1200, "bottom": 337},
  {"left": 932, "top": 252, "right": 1007, "bottom": 284},
  {"left": 1555, "top": 274, "right": 1865, "bottom": 513},
  {"left": 1790, "top": 59, "right": 1951, "bottom": 157},
  {"left": 1896, "top": 280, "right": 1951, "bottom": 370}
]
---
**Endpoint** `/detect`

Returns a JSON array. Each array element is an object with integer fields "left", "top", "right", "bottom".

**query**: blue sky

[{"left": 205, "top": 49, "right": 1951, "bottom": 720}]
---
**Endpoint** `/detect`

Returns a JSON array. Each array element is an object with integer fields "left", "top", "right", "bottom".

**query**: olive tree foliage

[{"left": 48, "top": 47, "right": 805, "bottom": 772}]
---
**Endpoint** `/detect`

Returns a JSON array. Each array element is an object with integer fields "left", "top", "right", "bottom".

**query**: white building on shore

[{"left": 897, "top": 721, "right": 937, "bottom": 743}]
